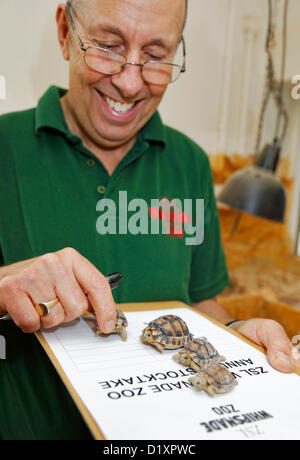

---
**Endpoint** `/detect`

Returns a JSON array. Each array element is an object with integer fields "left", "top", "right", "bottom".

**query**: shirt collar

[
  {"left": 141, "top": 110, "right": 166, "bottom": 146},
  {"left": 35, "top": 85, "right": 69, "bottom": 136},
  {"left": 35, "top": 85, "right": 166, "bottom": 147}
]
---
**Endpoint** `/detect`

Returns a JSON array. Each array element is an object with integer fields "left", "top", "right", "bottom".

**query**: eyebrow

[
  {"left": 100, "top": 25, "right": 123, "bottom": 36},
  {"left": 91, "top": 24, "right": 171, "bottom": 51}
]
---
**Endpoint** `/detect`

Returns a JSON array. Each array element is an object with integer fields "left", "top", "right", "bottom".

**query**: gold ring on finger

[{"left": 35, "top": 298, "right": 59, "bottom": 317}]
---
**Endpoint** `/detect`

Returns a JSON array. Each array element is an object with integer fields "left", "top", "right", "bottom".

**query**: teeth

[{"left": 103, "top": 94, "right": 135, "bottom": 113}]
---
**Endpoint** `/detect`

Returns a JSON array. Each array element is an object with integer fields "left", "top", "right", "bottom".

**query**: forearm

[{"left": 192, "top": 298, "right": 236, "bottom": 325}]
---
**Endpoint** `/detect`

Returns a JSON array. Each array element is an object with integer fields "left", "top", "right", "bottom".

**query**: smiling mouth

[{"left": 96, "top": 90, "right": 138, "bottom": 114}]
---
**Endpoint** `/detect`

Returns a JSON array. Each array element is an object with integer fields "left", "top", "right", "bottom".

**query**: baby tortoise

[
  {"left": 141, "top": 314, "right": 192, "bottom": 353},
  {"left": 96, "top": 307, "right": 128, "bottom": 341},
  {"left": 189, "top": 364, "right": 238, "bottom": 397},
  {"left": 173, "top": 338, "right": 225, "bottom": 371}
]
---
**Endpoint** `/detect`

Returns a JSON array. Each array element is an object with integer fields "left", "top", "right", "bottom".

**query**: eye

[
  {"left": 181, "top": 354, "right": 189, "bottom": 362},
  {"left": 148, "top": 54, "right": 162, "bottom": 61},
  {"left": 196, "top": 376, "right": 205, "bottom": 386},
  {"left": 100, "top": 45, "right": 117, "bottom": 51},
  {"left": 93, "top": 41, "right": 124, "bottom": 53},
  {"left": 144, "top": 48, "right": 166, "bottom": 61}
]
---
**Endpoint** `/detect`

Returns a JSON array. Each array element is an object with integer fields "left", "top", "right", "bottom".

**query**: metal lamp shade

[{"left": 218, "top": 166, "right": 286, "bottom": 223}]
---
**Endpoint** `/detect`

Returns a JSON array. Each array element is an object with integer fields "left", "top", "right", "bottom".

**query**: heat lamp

[{"left": 218, "top": 0, "right": 289, "bottom": 226}]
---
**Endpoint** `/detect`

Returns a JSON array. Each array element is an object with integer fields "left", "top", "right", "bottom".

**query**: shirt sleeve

[{"left": 188, "top": 159, "right": 229, "bottom": 303}]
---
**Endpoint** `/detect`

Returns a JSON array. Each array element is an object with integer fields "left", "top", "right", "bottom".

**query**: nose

[{"left": 111, "top": 62, "right": 146, "bottom": 101}]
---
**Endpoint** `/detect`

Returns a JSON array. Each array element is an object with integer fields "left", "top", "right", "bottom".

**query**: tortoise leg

[
  {"left": 205, "top": 385, "right": 217, "bottom": 397},
  {"left": 154, "top": 342, "right": 165, "bottom": 353},
  {"left": 119, "top": 325, "right": 127, "bottom": 342}
]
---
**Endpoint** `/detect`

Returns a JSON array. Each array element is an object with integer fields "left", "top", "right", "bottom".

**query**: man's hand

[
  {"left": 232, "top": 319, "right": 299, "bottom": 373},
  {"left": 193, "top": 299, "right": 299, "bottom": 374},
  {"left": 0, "top": 248, "right": 116, "bottom": 334}
]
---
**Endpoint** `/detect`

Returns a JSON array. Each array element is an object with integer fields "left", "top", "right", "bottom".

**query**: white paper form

[{"left": 40, "top": 307, "right": 300, "bottom": 440}]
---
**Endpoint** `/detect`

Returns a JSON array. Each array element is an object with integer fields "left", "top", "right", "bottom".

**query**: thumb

[
  {"left": 291, "top": 336, "right": 300, "bottom": 371},
  {"left": 256, "top": 319, "right": 295, "bottom": 374}
]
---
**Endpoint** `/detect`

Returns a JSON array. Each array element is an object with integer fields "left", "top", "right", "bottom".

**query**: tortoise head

[
  {"left": 173, "top": 351, "right": 192, "bottom": 367},
  {"left": 141, "top": 327, "right": 155, "bottom": 345},
  {"left": 188, "top": 374, "right": 207, "bottom": 391}
]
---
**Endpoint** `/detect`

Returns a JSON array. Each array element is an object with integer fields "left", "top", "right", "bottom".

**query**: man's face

[{"left": 65, "top": 0, "right": 185, "bottom": 149}]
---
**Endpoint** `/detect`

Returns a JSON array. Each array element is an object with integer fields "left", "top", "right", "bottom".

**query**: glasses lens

[
  {"left": 142, "top": 62, "right": 181, "bottom": 85},
  {"left": 85, "top": 47, "right": 125, "bottom": 74}
]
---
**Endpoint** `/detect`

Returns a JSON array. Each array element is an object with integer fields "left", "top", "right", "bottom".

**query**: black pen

[{"left": 106, "top": 272, "right": 123, "bottom": 291}]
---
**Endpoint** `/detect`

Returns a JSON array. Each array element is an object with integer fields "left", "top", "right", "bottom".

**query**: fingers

[
  {"left": 0, "top": 277, "right": 40, "bottom": 333},
  {"left": 236, "top": 319, "right": 295, "bottom": 374},
  {"left": 39, "top": 249, "right": 115, "bottom": 332},
  {"left": 66, "top": 249, "right": 116, "bottom": 333},
  {"left": 17, "top": 262, "right": 65, "bottom": 329},
  {"left": 258, "top": 320, "right": 294, "bottom": 374},
  {"left": 0, "top": 248, "right": 116, "bottom": 334},
  {"left": 291, "top": 338, "right": 300, "bottom": 370},
  {"left": 36, "top": 252, "right": 89, "bottom": 328}
]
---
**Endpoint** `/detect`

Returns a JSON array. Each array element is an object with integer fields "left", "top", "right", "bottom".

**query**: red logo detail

[{"left": 149, "top": 198, "right": 191, "bottom": 238}]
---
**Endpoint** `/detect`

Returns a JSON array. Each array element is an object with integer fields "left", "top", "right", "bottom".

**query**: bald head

[{"left": 67, "top": 0, "right": 188, "bottom": 32}]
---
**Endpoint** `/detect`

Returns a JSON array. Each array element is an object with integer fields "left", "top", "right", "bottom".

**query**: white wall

[
  {"left": 1, "top": 0, "right": 300, "bottom": 242},
  {"left": 0, "top": 0, "right": 69, "bottom": 112}
]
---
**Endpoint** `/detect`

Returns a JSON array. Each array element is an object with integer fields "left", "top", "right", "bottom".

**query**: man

[{"left": 0, "top": 0, "right": 296, "bottom": 440}]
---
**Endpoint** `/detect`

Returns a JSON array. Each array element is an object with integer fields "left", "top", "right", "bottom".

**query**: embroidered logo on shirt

[{"left": 149, "top": 197, "right": 192, "bottom": 238}]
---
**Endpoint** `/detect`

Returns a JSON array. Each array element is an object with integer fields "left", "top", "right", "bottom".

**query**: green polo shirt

[{"left": 0, "top": 86, "right": 229, "bottom": 439}]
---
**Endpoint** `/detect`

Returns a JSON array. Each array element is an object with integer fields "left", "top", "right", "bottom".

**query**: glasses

[{"left": 66, "top": 2, "right": 186, "bottom": 85}]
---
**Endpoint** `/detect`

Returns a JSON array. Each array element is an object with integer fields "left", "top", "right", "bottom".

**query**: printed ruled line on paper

[
  {"left": 68, "top": 347, "right": 146, "bottom": 362},
  {"left": 68, "top": 345, "right": 143, "bottom": 357},
  {"left": 61, "top": 342, "right": 169, "bottom": 373},
  {"left": 76, "top": 359, "right": 149, "bottom": 373},
  {"left": 63, "top": 340, "right": 138, "bottom": 351},
  {"left": 65, "top": 349, "right": 160, "bottom": 373},
  {"left": 52, "top": 320, "right": 168, "bottom": 373}
]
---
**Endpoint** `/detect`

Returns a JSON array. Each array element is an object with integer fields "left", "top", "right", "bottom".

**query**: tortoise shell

[
  {"left": 189, "top": 364, "right": 238, "bottom": 396},
  {"left": 205, "top": 364, "right": 236, "bottom": 387},
  {"left": 142, "top": 314, "right": 192, "bottom": 350},
  {"left": 174, "top": 338, "right": 225, "bottom": 370}
]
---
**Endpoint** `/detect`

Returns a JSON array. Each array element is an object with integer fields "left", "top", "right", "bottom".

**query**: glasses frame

[{"left": 66, "top": 1, "right": 186, "bottom": 84}]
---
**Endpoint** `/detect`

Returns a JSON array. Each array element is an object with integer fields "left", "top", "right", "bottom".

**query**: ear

[{"left": 56, "top": 4, "right": 71, "bottom": 61}]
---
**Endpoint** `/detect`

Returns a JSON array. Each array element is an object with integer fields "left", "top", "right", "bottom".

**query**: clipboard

[{"left": 35, "top": 300, "right": 300, "bottom": 440}]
